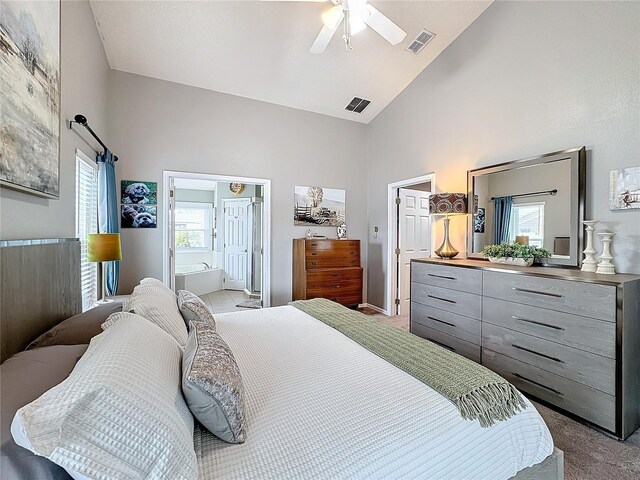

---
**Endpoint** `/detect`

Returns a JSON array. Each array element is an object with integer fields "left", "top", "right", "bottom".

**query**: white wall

[
  {"left": 0, "top": 0, "right": 110, "bottom": 240},
  {"left": 366, "top": 0, "right": 640, "bottom": 310},
  {"left": 109, "top": 71, "right": 368, "bottom": 305}
]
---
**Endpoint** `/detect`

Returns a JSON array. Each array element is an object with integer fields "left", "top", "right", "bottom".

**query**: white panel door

[
  {"left": 398, "top": 188, "right": 431, "bottom": 315},
  {"left": 223, "top": 199, "right": 250, "bottom": 290}
]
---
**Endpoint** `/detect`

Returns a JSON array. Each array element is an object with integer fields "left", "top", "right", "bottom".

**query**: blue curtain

[
  {"left": 493, "top": 196, "right": 513, "bottom": 244},
  {"left": 97, "top": 150, "right": 119, "bottom": 296}
]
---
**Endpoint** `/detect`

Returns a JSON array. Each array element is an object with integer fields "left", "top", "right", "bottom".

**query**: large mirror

[{"left": 467, "top": 147, "right": 586, "bottom": 267}]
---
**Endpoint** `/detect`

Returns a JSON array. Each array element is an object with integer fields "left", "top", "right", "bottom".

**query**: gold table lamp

[
  {"left": 429, "top": 193, "right": 469, "bottom": 259},
  {"left": 87, "top": 233, "right": 122, "bottom": 303}
]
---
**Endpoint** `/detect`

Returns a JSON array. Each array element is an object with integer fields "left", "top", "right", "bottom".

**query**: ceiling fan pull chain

[{"left": 343, "top": 9, "right": 353, "bottom": 51}]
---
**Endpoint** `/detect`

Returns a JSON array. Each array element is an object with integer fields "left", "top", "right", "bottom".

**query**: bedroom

[{"left": 1, "top": 1, "right": 639, "bottom": 479}]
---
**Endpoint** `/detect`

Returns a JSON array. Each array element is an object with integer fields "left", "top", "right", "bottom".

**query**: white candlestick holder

[
  {"left": 581, "top": 220, "right": 599, "bottom": 272},
  {"left": 596, "top": 232, "right": 616, "bottom": 275}
]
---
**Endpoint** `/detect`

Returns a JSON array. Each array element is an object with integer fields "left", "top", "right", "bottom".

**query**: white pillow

[
  {"left": 12, "top": 313, "right": 197, "bottom": 480},
  {"left": 121, "top": 283, "right": 188, "bottom": 345}
]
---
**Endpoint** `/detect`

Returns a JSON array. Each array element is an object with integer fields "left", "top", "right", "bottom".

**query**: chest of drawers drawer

[
  {"left": 412, "top": 262, "right": 482, "bottom": 294},
  {"left": 305, "top": 240, "right": 359, "bottom": 251},
  {"left": 411, "top": 282, "right": 481, "bottom": 320},
  {"left": 483, "top": 271, "right": 616, "bottom": 322},
  {"left": 482, "top": 297, "right": 615, "bottom": 358},
  {"left": 482, "top": 323, "right": 615, "bottom": 394},
  {"left": 483, "top": 349, "right": 615, "bottom": 431},
  {"left": 411, "top": 303, "right": 480, "bottom": 345},
  {"left": 411, "top": 323, "right": 481, "bottom": 363},
  {"left": 306, "top": 256, "right": 360, "bottom": 269}
]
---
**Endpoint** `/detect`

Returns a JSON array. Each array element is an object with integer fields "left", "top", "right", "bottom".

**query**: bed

[{"left": 0, "top": 239, "right": 563, "bottom": 479}]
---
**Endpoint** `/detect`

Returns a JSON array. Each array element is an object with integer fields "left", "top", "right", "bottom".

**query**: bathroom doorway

[{"left": 162, "top": 171, "right": 271, "bottom": 310}]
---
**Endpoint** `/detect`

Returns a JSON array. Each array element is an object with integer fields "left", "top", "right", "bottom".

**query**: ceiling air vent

[
  {"left": 406, "top": 29, "right": 436, "bottom": 55},
  {"left": 345, "top": 97, "right": 371, "bottom": 114}
]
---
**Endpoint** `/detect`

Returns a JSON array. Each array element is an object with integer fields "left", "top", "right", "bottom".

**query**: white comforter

[{"left": 195, "top": 306, "right": 553, "bottom": 479}]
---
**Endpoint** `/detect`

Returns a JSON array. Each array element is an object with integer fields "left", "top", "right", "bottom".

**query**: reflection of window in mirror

[{"left": 508, "top": 203, "right": 545, "bottom": 247}]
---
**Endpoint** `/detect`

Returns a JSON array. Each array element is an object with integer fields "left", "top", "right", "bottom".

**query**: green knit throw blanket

[{"left": 290, "top": 298, "right": 526, "bottom": 427}]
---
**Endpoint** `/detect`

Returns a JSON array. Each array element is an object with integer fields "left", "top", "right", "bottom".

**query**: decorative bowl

[{"left": 488, "top": 257, "right": 534, "bottom": 267}]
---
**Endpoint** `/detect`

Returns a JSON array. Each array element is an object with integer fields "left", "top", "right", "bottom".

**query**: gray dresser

[{"left": 410, "top": 258, "right": 640, "bottom": 439}]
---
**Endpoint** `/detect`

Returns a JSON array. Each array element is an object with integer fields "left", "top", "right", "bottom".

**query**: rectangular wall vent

[
  {"left": 345, "top": 97, "right": 371, "bottom": 113},
  {"left": 406, "top": 29, "right": 435, "bottom": 55}
]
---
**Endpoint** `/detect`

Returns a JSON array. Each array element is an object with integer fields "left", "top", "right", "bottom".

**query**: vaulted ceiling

[{"left": 90, "top": 1, "right": 492, "bottom": 123}]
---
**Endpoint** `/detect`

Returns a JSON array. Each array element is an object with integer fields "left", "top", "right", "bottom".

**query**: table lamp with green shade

[
  {"left": 428, "top": 193, "right": 469, "bottom": 259},
  {"left": 87, "top": 233, "right": 122, "bottom": 303}
]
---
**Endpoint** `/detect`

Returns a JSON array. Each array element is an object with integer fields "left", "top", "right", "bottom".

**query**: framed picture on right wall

[{"left": 610, "top": 166, "right": 640, "bottom": 211}]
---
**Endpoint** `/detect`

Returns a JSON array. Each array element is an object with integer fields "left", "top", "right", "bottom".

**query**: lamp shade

[
  {"left": 87, "top": 233, "right": 122, "bottom": 262},
  {"left": 429, "top": 193, "right": 468, "bottom": 215}
]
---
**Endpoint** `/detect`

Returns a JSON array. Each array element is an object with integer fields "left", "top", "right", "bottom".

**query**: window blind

[{"left": 76, "top": 154, "right": 98, "bottom": 311}]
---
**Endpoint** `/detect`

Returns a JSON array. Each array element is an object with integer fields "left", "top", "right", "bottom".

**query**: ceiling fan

[
  {"left": 267, "top": 0, "right": 407, "bottom": 54},
  {"left": 312, "top": 0, "right": 406, "bottom": 53}
]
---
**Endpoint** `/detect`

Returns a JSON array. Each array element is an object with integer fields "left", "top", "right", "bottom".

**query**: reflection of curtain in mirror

[{"left": 493, "top": 196, "right": 513, "bottom": 244}]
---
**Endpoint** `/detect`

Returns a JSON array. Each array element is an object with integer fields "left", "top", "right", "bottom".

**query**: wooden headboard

[{"left": 0, "top": 238, "right": 81, "bottom": 362}]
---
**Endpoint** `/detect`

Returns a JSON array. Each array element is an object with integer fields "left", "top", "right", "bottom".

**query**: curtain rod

[
  {"left": 68, "top": 114, "right": 118, "bottom": 161},
  {"left": 491, "top": 189, "right": 557, "bottom": 201}
]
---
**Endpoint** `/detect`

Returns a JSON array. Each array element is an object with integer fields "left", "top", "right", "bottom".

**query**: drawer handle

[
  {"left": 428, "top": 273, "right": 456, "bottom": 281},
  {"left": 427, "top": 294, "right": 456, "bottom": 304},
  {"left": 512, "top": 287, "right": 562, "bottom": 298},
  {"left": 428, "top": 338, "right": 456, "bottom": 352},
  {"left": 311, "top": 252, "right": 317, "bottom": 256},
  {"left": 512, "top": 344, "right": 564, "bottom": 363},
  {"left": 512, "top": 316, "right": 564, "bottom": 331},
  {"left": 331, "top": 285, "right": 340, "bottom": 289},
  {"left": 513, "top": 373, "right": 563, "bottom": 396},
  {"left": 310, "top": 243, "right": 318, "bottom": 246},
  {"left": 332, "top": 273, "right": 339, "bottom": 278},
  {"left": 350, "top": 260, "right": 356, "bottom": 264},
  {"left": 349, "top": 243, "right": 355, "bottom": 246},
  {"left": 311, "top": 262, "right": 318, "bottom": 265},
  {"left": 349, "top": 251, "right": 355, "bottom": 255},
  {"left": 428, "top": 316, "right": 456, "bottom": 328}
]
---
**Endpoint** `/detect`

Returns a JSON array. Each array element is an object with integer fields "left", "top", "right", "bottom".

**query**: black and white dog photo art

[
  {"left": 120, "top": 180, "right": 157, "bottom": 228},
  {"left": 121, "top": 205, "right": 157, "bottom": 228}
]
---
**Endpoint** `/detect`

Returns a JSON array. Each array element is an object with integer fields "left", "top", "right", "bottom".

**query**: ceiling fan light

[{"left": 322, "top": 6, "right": 343, "bottom": 30}]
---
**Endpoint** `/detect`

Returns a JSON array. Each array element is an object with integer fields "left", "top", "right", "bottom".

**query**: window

[
  {"left": 75, "top": 152, "right": 98, "bottom": 311},
  {"left": 175, "top": 202, "right": 213, "bottom": 251},
  {"left": 509, "top": 202, "right": 545, "bottom": 247}
]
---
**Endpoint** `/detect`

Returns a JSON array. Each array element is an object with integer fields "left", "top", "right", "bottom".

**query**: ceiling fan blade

[
  {"left": 363, "top": 5, "right": 406, "bottom": 45},
  {"left": 310, "top": 23, "right": 340, "bottom": 54}
]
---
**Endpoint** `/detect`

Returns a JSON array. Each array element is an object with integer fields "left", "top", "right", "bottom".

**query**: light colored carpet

[{"left": 367, "top": 311, "right": 640, "bottom": 480}]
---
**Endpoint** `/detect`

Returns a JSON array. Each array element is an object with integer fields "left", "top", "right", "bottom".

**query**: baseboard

[{"left": 358, "top": 303, "right": 390, "bottom": 316}]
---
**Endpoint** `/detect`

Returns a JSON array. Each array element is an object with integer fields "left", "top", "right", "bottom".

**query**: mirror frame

[{"left": 467, "top": 147, "right": 586, "bottom": 267}]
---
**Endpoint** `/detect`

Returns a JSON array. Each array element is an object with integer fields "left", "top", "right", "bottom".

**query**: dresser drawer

[
  {"left": 482, "top": 297, "right": 615, "bottom": 358},
  {"left": 482, "top": 323, "right": 615, "bottom": 394},
  {"left": 306, "top": 268, "right": 362, "bottom": 285},
  {"left": 483, "top": 349, "right": 615, "bottom": 432},
  {"left": 312, "top": 292, "right": 362, "bottom": 306},
  {"left": 412, "top": 262, "right": 482, "bottom": 295},
  {"left": 307, "top": 282, "right": 362, "bottom": 298},
  {"left": 306, "top": 239, "right": 359, "bottom": 251},
  {"left": 306, "top": 256, "right": 360, "bottom": 269},
  {"left": 411, "top": 323, "right": 481, "bottom": 363},
  {"left": 411, "top": 303, "right": 481, "bottom": 345},
  {"left": 483, "top": 271, "right": 616, "bottom": 322},
  {"left": 306, "top": 247, "right": 359, "bottom": 260},
  {"left": 411, "top": 282, "right": 481, "bottom": 320}
]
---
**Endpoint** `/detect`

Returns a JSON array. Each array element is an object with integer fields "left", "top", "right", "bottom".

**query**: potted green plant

[{"left": 482, "top": 243, "right": 552, "bottom": 267}]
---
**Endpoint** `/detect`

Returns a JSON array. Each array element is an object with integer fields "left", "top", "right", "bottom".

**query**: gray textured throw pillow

[
  {"left": 182, "top": 321, "right": 246, "bottom": 444},
  {"left": 178, "top": 290, "right": 216, "bottom": 329}
]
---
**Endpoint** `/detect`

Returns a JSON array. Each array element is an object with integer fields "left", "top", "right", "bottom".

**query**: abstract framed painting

[
  {"left": 0, "top": 0, "right": 61, "bottom": 198},
  {"left": 610, "top": 166, "right": 640, "bottom": 211}
]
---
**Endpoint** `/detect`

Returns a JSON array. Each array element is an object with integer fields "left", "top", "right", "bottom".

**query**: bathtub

[{"left": 174, "top": 266, "right": 223, "bottom": 296}]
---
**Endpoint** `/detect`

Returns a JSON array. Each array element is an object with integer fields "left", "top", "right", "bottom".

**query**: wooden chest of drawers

[
  {"left": 292, "top": 239, "right": 363, "bottom": 307},
  {"left": 410, "top": 258, "right": 640, "bottom": 439}
]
